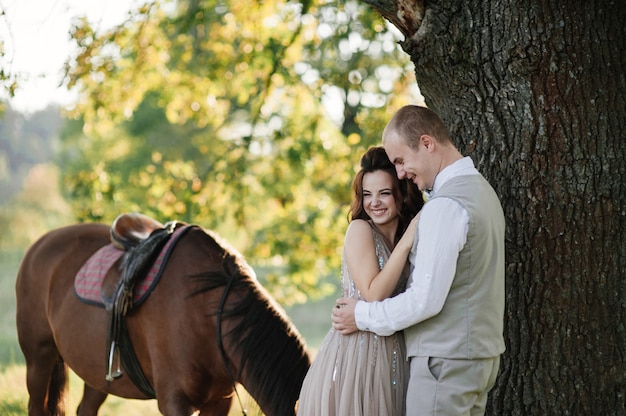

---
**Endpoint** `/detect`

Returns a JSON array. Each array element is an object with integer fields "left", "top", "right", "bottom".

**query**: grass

[{"left": 0, "top": 250, "right": 333, "bottom": 415}]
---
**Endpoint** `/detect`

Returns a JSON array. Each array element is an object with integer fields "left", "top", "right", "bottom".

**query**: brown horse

[{"left": 15, "top": 222, "right": 311, "bottom": 416}]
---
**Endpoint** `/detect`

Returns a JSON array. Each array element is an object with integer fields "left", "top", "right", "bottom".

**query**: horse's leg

[
  {"left": 76, "top": 384, "right": 108, "bottom": 416},
  {"left": 17, "top": 261, "right": 67, "bottom": 416},
  {"left": 23, "top": 343, "right": 65, "bottom": 416}
]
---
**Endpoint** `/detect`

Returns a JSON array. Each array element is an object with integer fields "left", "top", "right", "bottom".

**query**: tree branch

[{"left": 360, "top": 0, "right": 424, "bottom": 39}]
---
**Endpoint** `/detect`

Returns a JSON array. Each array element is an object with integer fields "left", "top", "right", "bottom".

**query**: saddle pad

[{"left": 74, "top": 225, "right": 192, "bottom": 307}]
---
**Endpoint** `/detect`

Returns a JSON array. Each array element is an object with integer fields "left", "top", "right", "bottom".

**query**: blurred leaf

[{"left": 58, "top": 0, "right": 422, "bottom": 305}]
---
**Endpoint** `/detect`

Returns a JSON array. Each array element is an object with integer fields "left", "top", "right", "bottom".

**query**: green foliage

[
  {"left": 59, "top": 0, "right": 420, "bottom": 305},
  {"left": 0, "top": 165, "right": 72, "bottom": 250},
  {"left": 0, "top": 44, "right": 20, "bottom": 113},
  {"left": 0, "top": 250, "right": 22, "bottom": 371}
]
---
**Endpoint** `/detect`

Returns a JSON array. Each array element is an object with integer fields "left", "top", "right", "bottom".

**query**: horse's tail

[{"left": 47, "top": 357, "right": 68, "bottom": 416}]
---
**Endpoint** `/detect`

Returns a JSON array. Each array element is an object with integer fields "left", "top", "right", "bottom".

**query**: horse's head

[{"left": 191, "top": 229, "right": 311, "bottom": 416}]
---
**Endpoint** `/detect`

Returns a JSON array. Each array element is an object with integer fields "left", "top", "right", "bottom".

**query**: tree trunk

[{"left": 363, "top": 0, "right": 626, "bottom": 414}]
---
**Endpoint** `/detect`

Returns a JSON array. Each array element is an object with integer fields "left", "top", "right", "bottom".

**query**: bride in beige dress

[{"left": 298, "top": 146, "right": 422, "bottom": 415}]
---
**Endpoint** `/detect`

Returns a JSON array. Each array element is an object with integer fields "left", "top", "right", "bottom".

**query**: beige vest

[{"left": 405, "top": 174, "right": 506, "bottom": 359}]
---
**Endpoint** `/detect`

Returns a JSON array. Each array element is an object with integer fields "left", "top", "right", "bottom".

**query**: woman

[{"left": 298, "top": 146, "right": 423, "bottom": 415}]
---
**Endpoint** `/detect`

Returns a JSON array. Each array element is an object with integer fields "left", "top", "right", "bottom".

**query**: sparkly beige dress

[{"left": 298, "top": 222, "right": 409, "bottom": 416}]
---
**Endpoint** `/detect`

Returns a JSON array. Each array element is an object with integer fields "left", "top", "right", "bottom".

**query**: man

[{"left": 332, "top": 105, "right": 505, "bottom": 415}]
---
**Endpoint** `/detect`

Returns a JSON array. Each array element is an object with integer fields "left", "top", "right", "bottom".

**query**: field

[{"left": 0, "top": 250, "right": 333, "bottom": 415}]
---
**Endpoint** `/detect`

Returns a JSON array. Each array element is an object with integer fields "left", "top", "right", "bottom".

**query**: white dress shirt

[{"left": 355, "top": 157, "right": 478, "bottom": 336}]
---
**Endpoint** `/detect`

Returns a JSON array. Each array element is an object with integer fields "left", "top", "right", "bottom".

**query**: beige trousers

[{"left": 405, "top": 355, "right": 500, "bottom": 416}]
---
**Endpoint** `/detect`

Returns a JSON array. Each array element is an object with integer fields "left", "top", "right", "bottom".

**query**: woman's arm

[{"left": 344, "top": 216, "right": 418, "bottom": 302}]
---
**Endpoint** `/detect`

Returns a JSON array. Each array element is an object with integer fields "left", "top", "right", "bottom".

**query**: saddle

[
  {"left": 110, "top": 212, "right": 165, "bottom": 251},
  {"left": 105, "top": 213, "right": 179, "bottom": 398}
]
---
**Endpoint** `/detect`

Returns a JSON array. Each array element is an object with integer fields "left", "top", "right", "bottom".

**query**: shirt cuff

[
  {"left": 354, "top": 300, "right": 368, "bottom": 331},
  {"left": 355, "top": 300, "right": 396, "bottom": 336}
]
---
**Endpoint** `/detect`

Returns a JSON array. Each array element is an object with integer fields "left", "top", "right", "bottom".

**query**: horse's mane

[{"left": 188, "top": 229, "right": 311, "bottom": 414}]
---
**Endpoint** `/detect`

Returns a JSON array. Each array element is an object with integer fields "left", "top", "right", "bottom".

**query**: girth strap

[{"left": 118, "top": 323, "right": 156, "bottom": 398}]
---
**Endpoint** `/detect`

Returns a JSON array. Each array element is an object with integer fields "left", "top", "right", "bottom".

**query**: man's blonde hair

[{"left": 383, "top": 105, "right": 451, "bottom": 149}]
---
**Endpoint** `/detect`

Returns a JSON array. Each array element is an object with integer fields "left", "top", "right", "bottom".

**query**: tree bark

[{"left": 362, "top": 0, "right": 626, "bottom": 414}]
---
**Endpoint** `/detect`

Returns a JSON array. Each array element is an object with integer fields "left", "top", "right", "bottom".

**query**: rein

[{"left": 216, "top": 272, "right": 247, "bottom": 416}]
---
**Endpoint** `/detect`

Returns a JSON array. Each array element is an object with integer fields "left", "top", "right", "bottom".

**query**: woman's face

[{"left": 362, "top": 170, "right": 400, "bottom": 226}]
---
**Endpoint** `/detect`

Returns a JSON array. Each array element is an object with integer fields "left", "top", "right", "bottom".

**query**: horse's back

[{"left": 16, "top": 223, "right": 110, "bottom": 292}]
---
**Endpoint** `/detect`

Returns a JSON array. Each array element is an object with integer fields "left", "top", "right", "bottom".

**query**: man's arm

[{"left": 334, "top": 198, "right": 468, "bottom": 336}]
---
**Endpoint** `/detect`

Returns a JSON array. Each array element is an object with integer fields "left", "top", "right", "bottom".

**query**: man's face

[{"left": 384, "top": 131, "right": 432, "bottom": 191}]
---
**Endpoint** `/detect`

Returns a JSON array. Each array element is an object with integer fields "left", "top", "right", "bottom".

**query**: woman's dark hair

[{"left": 348, "top": 146, "right": 423, "bottom": 244}]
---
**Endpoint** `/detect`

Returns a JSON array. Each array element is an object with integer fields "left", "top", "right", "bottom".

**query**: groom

[{"left": 332, "top": 105, "right": 505, "bottom": 415}]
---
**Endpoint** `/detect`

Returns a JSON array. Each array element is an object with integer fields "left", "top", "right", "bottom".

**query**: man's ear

[{"left": 420, "top": 134, "right": 435, "bottom": 152}]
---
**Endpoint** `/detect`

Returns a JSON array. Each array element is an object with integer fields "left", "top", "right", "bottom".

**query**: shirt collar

[{"left": 425, "top": 156, "right": 477, "bottom": 198}]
